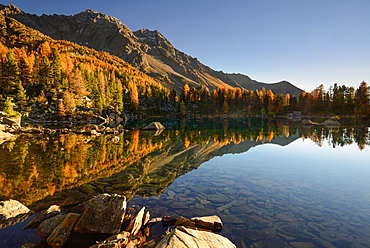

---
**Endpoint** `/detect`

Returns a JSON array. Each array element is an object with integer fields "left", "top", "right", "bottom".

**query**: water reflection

[
  {"left": 1, "top": 121, "right": 370, "bottom": 247},
  {"left": 0, "top": 122, "right": 369, "bottom": 208}
]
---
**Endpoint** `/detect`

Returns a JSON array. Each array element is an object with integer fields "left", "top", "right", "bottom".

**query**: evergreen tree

[
  {"left": 18, "top": 57, "right": 32, "bottom": 86},
  {"left": 179, "top": 100, "right": 186, "bottom": 116},
  {"left": 3, "top": 97, "right": 20, "bottom": 117},
  {"left": 51, "top": 48, "right": 62, "bottom": 88},
  {"left": 169, "top": 89, "right": 178, "bottom": 102},
  {"left": 38, "top": 56, "right": 53, "bottom": 91},
  {"left": 1, "top": 52, "right": 20, "bottom": 94},
  {"left": 17, "top": 81, "right": 28, "bottom": 111}
]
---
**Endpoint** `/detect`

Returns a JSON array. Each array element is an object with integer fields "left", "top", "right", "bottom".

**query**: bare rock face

[
  {"left": 156, "top": 226, "right": 236, "bottom": 248},
  {"left": 46, "top": 213, "right": 80, "bottom": 248},
  {"left": 1, "top": 5, "right": 148, "bottom": 70},
  {"left": 0, "top": 199, "right": 33, "bottom": 226},
  {"left": 74, "top": 194, "right": 126, "bottom": 234}
]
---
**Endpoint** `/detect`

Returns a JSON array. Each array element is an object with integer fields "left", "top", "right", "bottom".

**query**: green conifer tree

[
  {"left": 1, "top": 52, "right": 20, "bottom": 94},
  {"left": 3, "top": 97, "right": 20, "bottom": 117},
  {"left": 17, "top": 81, "right": 28, "bottom": 111},
  {"left": 51, "top": 48, "right": 62, "bottom": 88}
]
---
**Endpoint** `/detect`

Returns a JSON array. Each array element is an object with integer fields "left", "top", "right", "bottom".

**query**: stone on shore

[
  {"left": 74, "top": 194, "right": 126, "bottom": 234},
  {"left": 38, "top": 214, "right": 67, "bottom": 240},
  {"left": 24, "top": 205, "right": 61, "bottom": 229},
  {"left": 0, "top": 130, "right": 14, "bottom": 145},
  {"left": 323, "top": 119, "right": 341, "bottom": 126},
  {"left": 142, "top": 122, "right": 165, "bottom": 130},
  {"left": 46, "top": 213, "right": 80, "bottom": 248},
  {"left": 124, "top": 206, "right": 145, "bottom": 235},
  {"left": 174, "top": 216, "right": 195, "bottom": 228},
  {"left": 191, "top": 215, "right": 223, "bottom": 232},
  {"left": 20, "top": 242, "right": 40, "bottom": 248},
  {"left": 156, "top": 226, "right": 236, "bottom": 248},
  {"left": 301, "top": 119, "right": 317, "bottom": 125},
  {"left": 2, "top": 115, "right": 21, "bottom": 127},
  {"left": 90, "top": 231, "right": 131, "bottom": 248},
  {"left": 0, "top": 199, "right": 33, "bottom": 227}
]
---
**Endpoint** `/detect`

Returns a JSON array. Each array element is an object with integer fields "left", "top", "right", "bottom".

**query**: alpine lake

[{"left": 1, "top": 118, "right": 370, "bottom": 248}]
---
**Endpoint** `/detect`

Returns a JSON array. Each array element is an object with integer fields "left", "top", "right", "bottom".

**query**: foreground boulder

[
  {"left": 156, "top": 226, "right": 236, "bottom": 248},
  {"left": 24, "top": 205, "right": 61, "bottom": 229},
  {"left": 142, "top": 122, "right": 165, "bottom": 130},
  {"left": 74, "top": 193, "right": 126, "bottom": 234},
  {"left": 0, "top": 199, "right": 33, "bottom": 227},
  {"left": 46, "top": 213, "right": 80, "bottom": 248},
  {"left": 38, "top": 214, "right": 67, "bottom": 241},
  {"left": 19, "top": 193, "right": 235, "bottom": 247},
  {"left": 125, "top": 206, "right": 146, "bottom": 235}
]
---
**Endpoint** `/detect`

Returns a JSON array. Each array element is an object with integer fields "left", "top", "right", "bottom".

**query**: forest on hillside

[{"left": 0, "top": 38, "right": 369, "bottom": 120}]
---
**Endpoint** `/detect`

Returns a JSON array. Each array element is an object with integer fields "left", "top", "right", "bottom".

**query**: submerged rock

[{"left": 156, "top": 226, "right": 236, "bottom": 248}]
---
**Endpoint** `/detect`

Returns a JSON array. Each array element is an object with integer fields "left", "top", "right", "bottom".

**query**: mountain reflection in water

[{"left": 0, "top": 120, "right": 370, "bottom": 247}]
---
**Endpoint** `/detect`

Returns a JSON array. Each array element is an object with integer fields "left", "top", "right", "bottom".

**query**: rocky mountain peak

[
  {"left": 135, "top": 29, "right": 159, "bottom": 46},
  {"left": 1, "top": 4, "right": 303, "bottom": 95},
  {"left": 72, "top": 9, "right": 129, "bottom": 30},
  {"left": 134, "top": 29, "right": 170, "bottom": 49}
]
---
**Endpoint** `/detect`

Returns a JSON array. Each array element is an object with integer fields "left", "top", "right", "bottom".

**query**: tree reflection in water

[{"left": 0, "top": 121, "right": 369, "bottom": 208}]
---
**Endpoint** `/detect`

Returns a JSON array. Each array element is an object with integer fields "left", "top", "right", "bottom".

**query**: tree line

[
  {"left": 0, "top": 40, "right": 170, "bottom": 117},
  {"left": 0, "top": 39, "right": 369, "bottom": 118},
  {"left": 178, "top": 82, "right": 370, "bottom": 117}
]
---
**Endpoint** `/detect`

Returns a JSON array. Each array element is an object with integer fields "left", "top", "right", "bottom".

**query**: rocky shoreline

[
  {"left": 0, "top": 109, "right": 166, "bottom": 143},
  {"left": 0, "top": 194, "right": 236, "bottom": 248}
]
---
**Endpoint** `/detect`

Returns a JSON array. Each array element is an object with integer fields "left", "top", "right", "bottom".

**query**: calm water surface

[
  {"left": 0, "top": 121, "right": 370, "bottom": 247},
  {"left": 131, "top": 139, "right": 370, "bottom": 247}
]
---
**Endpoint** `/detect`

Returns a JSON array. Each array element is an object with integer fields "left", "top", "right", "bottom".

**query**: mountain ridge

[{"left": 0, "top": 4, "right": 303, "bottom": 95}]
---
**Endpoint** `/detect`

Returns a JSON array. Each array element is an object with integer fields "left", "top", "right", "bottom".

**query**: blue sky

[{"left": 3, "top": 0, "right": 370, "bottom": 91}]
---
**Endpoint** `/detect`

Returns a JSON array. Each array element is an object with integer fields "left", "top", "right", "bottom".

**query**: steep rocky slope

[{"left": 0, "top": 4, "right": 303, "bottom": 94}]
